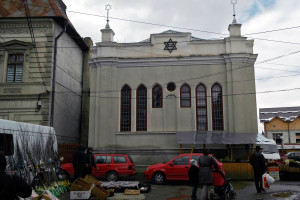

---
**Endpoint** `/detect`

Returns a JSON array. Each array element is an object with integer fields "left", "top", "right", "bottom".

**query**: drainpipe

[{"left": 50, "top": 20, "right": 68, "bottom": 127}]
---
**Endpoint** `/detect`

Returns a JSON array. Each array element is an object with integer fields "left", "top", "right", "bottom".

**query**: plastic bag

[
  {"left": 262, "top": 173, "right": 271, "bottom": 190},
  {"left": 266, "top": 173, "right": 275, "bottom": 185}
]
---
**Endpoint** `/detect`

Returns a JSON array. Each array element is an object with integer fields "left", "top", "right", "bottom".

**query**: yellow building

[{"left": 260, "top": 107, "right": 300, "bottom": 145}]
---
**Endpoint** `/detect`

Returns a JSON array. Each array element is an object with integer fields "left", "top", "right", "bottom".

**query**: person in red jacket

[{"left": 0, "top": 153, "right": 32, "bottom": 200}]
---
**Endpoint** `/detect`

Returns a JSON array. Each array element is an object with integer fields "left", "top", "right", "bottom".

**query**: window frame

[
  {"left": 211, "top": 83, "right": 224, "bottom": 131},
  {"left": 96, "top": 155, "right": 112, "bottom": 164},
  {"left": 152, "top": 84, "right": 163, "bottom": 108},
  {"left": 196, "top": 83, "right": 208, "bottom": 131},
  {"left": 273, "top": 133, "right": 283, "bottom": 144},
  {"left": 136, "top": 84, "right": 147, "bottom": 131},
  {"left": 172, "top": 156, "right": 190, "bottom": 165},
  {"left": 120, "top": 85, "right": 131, "bottom": 132},
  {"left": 6, "top": 53, "right": 24, "bottom": 83},
  {"left": 180, "top": 84, "right": 191, "bottom": 108},
  {"left": 113, "top": 156, "right": 127, "bottom": 164}
]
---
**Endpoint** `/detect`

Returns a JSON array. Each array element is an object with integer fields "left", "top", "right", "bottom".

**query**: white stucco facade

[{"left": 89, "top": 23, "right": 258, "bottom": 164}]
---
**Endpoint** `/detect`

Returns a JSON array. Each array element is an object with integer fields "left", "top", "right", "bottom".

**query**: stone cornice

[
  {"left": 0, "top": 24, "right": 53, "bottom": 29},
  {"left": 0, "top": 24, "right": 53, "bottom": 35},
  {"left": 223, "top": 53, "right": 258, "bottom": 64},
  {"left": 89, "top": 54, "right": 257, "bottom": 68},
  {"left": 89, "top": 56, "right": 225, "bottom": 68}
]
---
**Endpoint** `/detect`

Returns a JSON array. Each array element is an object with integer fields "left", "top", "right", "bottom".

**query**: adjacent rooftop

[{"left": 259, "top": 106, "right": 300, "bottom": 123}]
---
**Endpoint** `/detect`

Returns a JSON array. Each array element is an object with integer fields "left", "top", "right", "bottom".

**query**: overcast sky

[{"left": 63, "top": 0, "right": 300, "bottom": 132}]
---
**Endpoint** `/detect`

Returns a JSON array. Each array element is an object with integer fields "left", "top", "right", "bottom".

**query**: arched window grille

[
  {"left": 136, "top": 85, "right": 147, "bottom": 131},
  {"left": 180, "top": 84, "right": 191, "bottom": 107},
  {"left": 196, "top": 84, "right": 207, "bottom": 131},
  {"left": 152, "top": 84, "right": 163, "bottom": 108},
  {"left": 212, "top": 83, "right": 223, "bottom": 130},
  {"left": 120, "top": 85, "right": 131, "bottom": 131}
]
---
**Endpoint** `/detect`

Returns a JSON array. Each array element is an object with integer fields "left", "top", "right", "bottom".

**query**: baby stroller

[{"left": 210, "top": 169, "right": 236, "bottom": 200}]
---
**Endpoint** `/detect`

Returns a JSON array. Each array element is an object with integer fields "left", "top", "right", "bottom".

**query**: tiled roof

[
  {"left": 259, "top": 107, "right": 300, "bottom": 123},
  {"left": 0, "top": 0, "right": 67, "bottom": 18},
  {"left": 0, "top": 0, "right": 89, "bottom": 51}
]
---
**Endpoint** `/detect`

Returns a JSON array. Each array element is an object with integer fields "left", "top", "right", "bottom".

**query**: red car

[
  {"left": 61, "top": 154, "right": 136, "bottom": 181},
  {"left": 144, "top": 153, "right": 223, "bottom": 184}
]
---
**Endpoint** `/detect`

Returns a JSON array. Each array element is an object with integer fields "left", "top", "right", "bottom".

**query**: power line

[
  {"left": 262, "top": 62, "right": 300, "bottom": 68},
  {"left": 256, "top": 50, "right": 300, "bottom": 64},
  {"left": 4, "top": 0, "right": 300, "bottom": 45},
  {"left": 244, "top": 25, "right": 300, "bottom": 36},
  {"left": 22, "top": 0, "right": 48, "bottom": 92},
  {"left": 88, "top": 86, "right": 300, "bottom": 100}
]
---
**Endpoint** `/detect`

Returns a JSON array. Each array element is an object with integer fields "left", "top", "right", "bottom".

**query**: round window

[{"left": 167, "top": 82, "right": 176, "bottom": 92}]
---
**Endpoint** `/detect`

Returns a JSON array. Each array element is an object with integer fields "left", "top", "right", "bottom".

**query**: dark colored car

[
  {"left": 286, "top": 152, "right": 300, "bottom": 161},
  {"left": 61, "top": 153, "right": 136, "bottom": 181},
  {"left": 144, "top": 153, "right": 224, "bottom": 184}
]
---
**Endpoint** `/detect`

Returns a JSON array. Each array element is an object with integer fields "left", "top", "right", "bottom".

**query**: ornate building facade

[
  {"left": 0, "top": 0, "right": 91, "bottom": 144},
  {"left": 89, "top": 21, "right": 258, "bottom": 165}
]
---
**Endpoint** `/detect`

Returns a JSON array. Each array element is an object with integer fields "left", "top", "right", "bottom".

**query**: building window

[
  {"left": 152, "top": 84, "right": 163, "bottom": 108},
  {"left": 296, "top": 133, "right": 300, "bottom": 143},
  {"left": 212, "top": 83, "right": 223, "bottom": 130},
  {"left": 180, "top": 84, "right": 191, "bottom": 107},
  {"left": 273, "top": 133, "right": 283, "bottom": 144},
  {"left": 196, "top": 84, "right": 207, "bottom": 131},
  {"left": 7, "top": 54, "right": 24, "bottom": 83},
  {"left": 136, "top": 85, "right": 147, "bottom": 131},
  {"left": 121, "top": 85, "right": 131, "bottom": 132}
]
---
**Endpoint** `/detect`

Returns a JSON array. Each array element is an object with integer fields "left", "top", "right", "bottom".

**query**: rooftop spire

[
  {"left": 230, "top": 0, "right": 237, "bottom": 24},
  {"left": 105, "top": 4, "right": 112, "bottom": 29}
]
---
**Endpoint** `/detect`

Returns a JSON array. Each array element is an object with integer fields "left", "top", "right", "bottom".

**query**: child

[{"left": 189, "top": 159, "right": 199, "bottom": 200}]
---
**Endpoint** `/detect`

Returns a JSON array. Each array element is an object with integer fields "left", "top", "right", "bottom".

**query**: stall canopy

[{"left": 176, "top": 132, "right": 270, "bottom": 145}]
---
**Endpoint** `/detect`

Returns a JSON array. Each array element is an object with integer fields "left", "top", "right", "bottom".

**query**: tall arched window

[
  {"left": 196, "top": 84, "right": 207, "bottom": 131},
  {"left": 180, "top": 84, "right": 191, "bottom": 107},
  {"left": 212, "top": 83, "right": 223, "bottom": 130},
  {"left": 121, "top": 85, "right": 131, "bottom": 132},
  {"left": 136, "top": 85, "right": 147, "bottom": 131},
  {"left": 152, "top": 84, "right": 163, "bottom": 108}
]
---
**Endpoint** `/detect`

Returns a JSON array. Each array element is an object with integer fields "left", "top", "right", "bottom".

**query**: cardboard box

[
  {"left": 124, "top": 188, "right": 140, "bottom": 195},
  {"left": 91, "top": 186, "right": 108, "bottom": 200},
  {"left": 70, "top": 189, "right": 92, "bottom": 200},
  {"left": 70, "top": 178, "right": 94, "bottom": 199},
  {"left": 84, "top": 175, "right": 101, "bottom": 185}
]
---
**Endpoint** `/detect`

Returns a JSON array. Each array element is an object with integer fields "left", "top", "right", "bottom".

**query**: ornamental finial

[
  {"left": 230, "top": 0, "right": 238, "bottom": 24},
  {"left": 105, "top": 4, "right": 112, "bottom": 29}
]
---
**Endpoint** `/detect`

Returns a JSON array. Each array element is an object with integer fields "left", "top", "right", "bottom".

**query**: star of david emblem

[{"left": 164, "top": 38, "right": 177, "bottom": 53}]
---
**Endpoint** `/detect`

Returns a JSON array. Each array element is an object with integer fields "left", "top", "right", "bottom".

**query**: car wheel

[
  {"left": 106, "top": 171, "right": 118, "bottom": 182},
  {"left": 153, "top": 172, "right": 165, "bottom": 184}
]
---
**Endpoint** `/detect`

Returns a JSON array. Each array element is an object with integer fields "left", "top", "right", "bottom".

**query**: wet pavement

[
  {"left": 60, "top": 174, "right": 300, "bottom": 200},
  {"left": 236, "top": 181, "right": 300, "bottom": 200}
]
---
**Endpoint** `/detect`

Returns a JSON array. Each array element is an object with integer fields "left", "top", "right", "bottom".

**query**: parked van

[
  {"left": 256, "top": 134, "right": 280, "bottom": 160},
  {"left": 0, "top": 119, "right": 57, "bottom": 164}
]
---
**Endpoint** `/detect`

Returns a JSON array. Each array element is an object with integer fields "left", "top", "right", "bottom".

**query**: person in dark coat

[
  {"left": 198, "top": 149, "right": 219, "bottom": 200},
  {"left": 189, "top": 159, "right": 199, "bottom": 200},
  {"left": 0, "top": 154, "right": 32, "bottom": 200},
  {"left": 250, "top": 146, "right": 267, "bottom": 193},
  {"left": 72, "top": 145, "right": 86, "bottom": 180},
  {"left": 84, "top": 148, "right": 98, "bottom": 176}
]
